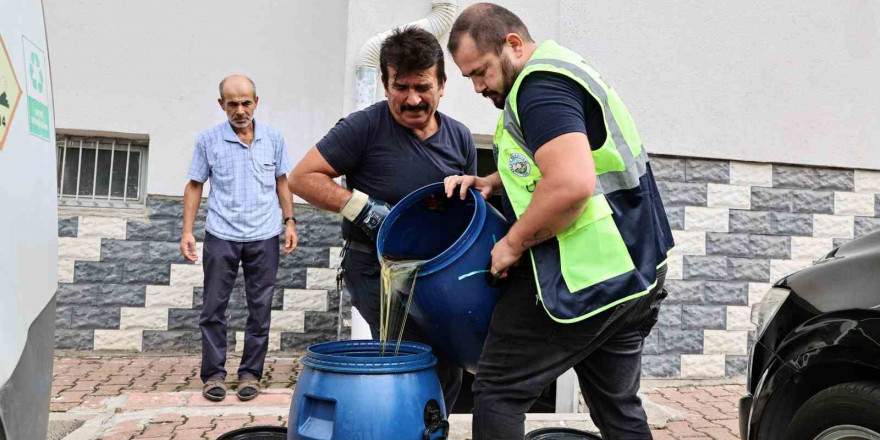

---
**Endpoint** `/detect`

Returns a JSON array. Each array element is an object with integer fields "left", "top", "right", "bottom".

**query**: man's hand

[
  {"left": 490, "top": 236, "right": 524, "bottom": 279},
  {"left": 342, "top": 190, "right": 391, "bottom": 241},
  {"left": 180, "top": 232, "right": 199, "bottom": 262},
  {"left": 444, "top": 175, "right": 496, "bottom": 200},
  {"left": 283, "top": 223, "right": 298, "bottom": 254}
]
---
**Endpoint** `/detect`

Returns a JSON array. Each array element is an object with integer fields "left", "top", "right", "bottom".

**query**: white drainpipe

[
  {"left": 354, "top": 0, "right": 457, "bottom": 110},
  {"left": 350, "top": 0, "right": 458, "bottom": 340}
]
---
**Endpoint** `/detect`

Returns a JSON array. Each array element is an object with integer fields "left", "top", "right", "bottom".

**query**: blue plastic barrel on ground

[
  {"left": 288, "top": 340, "right": 448, "bottom": 440},
  {"left": 376, "top": 182, "right": 510, "bottom": 373}
]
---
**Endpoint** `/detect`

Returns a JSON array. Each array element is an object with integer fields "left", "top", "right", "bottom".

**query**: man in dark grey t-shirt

[{"left": 288, "top": 27, "right": 475, "bottom": 411}]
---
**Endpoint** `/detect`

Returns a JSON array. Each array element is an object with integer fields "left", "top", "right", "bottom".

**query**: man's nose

[
  {"left": 406, "top": 91, "right": 421, "bottom": 106},
  {"left": 472, "top": 79, "right": 486, "bottom": 94}
]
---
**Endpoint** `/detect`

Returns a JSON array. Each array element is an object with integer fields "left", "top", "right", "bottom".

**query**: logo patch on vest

[{"left": 508, "top": 153, "right": 531, "bottom": 178}]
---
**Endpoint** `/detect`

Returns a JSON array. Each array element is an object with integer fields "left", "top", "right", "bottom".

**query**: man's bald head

[
  {"left": 218, "top": 75, "right": 259, "bottom": 129},
  {"left": 219, "top": 75, "right": 257, "bottom": 101},
  {"left": 448, "top": 3, "right": 533, "bottom": 56}
]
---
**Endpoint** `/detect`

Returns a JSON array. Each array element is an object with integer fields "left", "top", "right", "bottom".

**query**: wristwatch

[{"left": 283, "top": 216, "right": 297, "bottom": 226}]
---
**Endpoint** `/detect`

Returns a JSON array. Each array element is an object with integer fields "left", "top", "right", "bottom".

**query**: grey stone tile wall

[
  {"left": 773, "top": 165, "right": 853, "bottom": 191},
  {"left": 642, "top": 156, "right": 880, "bottom": 378},
  {"left": 58, "top": 217, "right": 78, "bottom": 237},
  {"left": 55, "top": 157, "right": 880, "bottom": 381},
  {"left": 55, "top": 200, "right": 344, "bottom": 353},
  {"left": 686, "top": 159, "right": 729, "bottom": 183}
]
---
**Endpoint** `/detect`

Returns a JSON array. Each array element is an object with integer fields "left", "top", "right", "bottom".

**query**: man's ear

[{"left": 506, "top": 33, "right": 526, "bottom": 59}]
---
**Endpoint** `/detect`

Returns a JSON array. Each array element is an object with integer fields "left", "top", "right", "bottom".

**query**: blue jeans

[
  {"left": 199, "top": 232, "right": 279, "bottom": 382},
  {"left": 473, "top": 264, "right": 668, "bottom": 440}
]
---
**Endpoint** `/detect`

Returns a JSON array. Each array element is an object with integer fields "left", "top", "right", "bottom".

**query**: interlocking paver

[
  {"left": 97, "top": 434, "right": 136, "bottom": 440},
  {"left": 169, "top": 429, "right": 205, "bottom": 440},
  {"left": 139, "top": 423, "right": 178, "bottom": 438},
  {"left": 179, "top": 416, "right": 214, "bottom": 430},
  {"left": 246, "top": 415, "right": 284, "bottom": 427},
  {"left": 697, "top": 426, "right": 740, "bottom": 440},
  {"left": 52, "top": 354, "right": 745, "bottom": 439},
  {"left": 107, "top": 420, "right": 145, "bottom": 438}
]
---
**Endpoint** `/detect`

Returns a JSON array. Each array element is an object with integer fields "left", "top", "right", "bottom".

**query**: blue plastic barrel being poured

[
  {"left": 288, "top": 340, "right": 447, "bottom": 440},
  {"left": 376, "top": 182, "right": 510, "bottom": 373}
]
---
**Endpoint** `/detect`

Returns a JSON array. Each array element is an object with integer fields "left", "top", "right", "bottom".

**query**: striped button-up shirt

[{"left": 186, "top": 120, "right": 292, "bottom": 242}]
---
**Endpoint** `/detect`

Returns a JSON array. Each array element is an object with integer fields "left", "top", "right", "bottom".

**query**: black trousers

[
  {"left": 199, "top": 232, "right": 279, "bottom": 383},
  {"left": 473, "top": 264, "right": 668, "bottom": 440},
  {"left": 342, "top": 248, "right": 464, "bottom": 412}
]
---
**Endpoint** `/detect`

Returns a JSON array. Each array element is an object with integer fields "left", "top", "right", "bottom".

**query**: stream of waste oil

[{"left": 379, "top": 256, "right": 425, "bottom": 357}]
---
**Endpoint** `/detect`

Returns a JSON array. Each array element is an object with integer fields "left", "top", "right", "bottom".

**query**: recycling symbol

[{"left": 28, "top": 52, "right": 42, "bottom": 94}]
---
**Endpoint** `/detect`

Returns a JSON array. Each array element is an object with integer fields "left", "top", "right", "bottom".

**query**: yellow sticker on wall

[{"left": 0, "top": 33, "right": 23, "bottom": 151}]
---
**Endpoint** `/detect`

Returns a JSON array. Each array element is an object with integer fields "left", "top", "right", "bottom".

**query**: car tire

[{"left": 783, "top": 381, "right": 880, "bottom": 440}]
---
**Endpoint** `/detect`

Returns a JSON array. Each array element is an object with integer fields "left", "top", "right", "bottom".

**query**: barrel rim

[
  {"left": 376, "top": 182, "right": 485, "bottom": 276},
  {"left": 301, "top": 340, "right": 437, "bottom": 374}
]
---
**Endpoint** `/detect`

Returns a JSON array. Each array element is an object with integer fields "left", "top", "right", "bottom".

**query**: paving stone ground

[{"left": 50, "top": 353, "right": 745, "bottom": 440}]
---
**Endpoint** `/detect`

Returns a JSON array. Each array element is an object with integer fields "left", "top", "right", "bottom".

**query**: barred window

[{"left": 56, "top": 133, "right": 148, "bottom": 207}]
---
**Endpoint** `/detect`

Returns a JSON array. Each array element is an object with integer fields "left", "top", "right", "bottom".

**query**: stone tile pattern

[
  {"left": 55, "top": 198, "right": 350, "bottom": 353},
  {"left": 645, "top": 156, "right": 880, "bottom": 379},
  {"left": 56, "top": 160, "right": 880, "bottom": 380}
]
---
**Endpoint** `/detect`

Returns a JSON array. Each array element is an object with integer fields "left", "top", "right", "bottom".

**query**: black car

[{"left": 740, "top": 231, "right": 880, "bottom": 440}]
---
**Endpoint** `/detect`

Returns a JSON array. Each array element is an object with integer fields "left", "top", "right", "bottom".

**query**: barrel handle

[
  {"left": 484, "top": 263, "right": 503, "bottom": 287},
  {"left": 423, "top": 419, "right": 449, "bottom": 440}
]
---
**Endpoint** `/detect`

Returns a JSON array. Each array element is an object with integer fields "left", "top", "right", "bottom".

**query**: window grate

[{"left": 56, "top": 134, "right": 148, "bottom": 207}]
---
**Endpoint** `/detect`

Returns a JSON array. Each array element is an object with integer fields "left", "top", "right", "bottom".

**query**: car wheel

[{"left": 783, "top": 381, "right": 880, "bottom": 440}]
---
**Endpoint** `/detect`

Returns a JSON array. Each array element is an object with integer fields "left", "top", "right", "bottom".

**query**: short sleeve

[
  {"left": 315, "top": 109, "right": 373, "bottom": 175},
  {"left": 275, "top": 134, "right": 293, "bottom": 176},
  {"left": 185, "top": 135, "right": 210, "bottom": 182},
  {"left": 517, "top": 72, "right": 605, "bottom": 152}
]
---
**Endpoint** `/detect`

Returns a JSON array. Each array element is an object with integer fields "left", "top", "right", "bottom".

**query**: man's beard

[
  {"left": 229, "top": 114, "right": 253, "bottom": 128},
  {"left": 486, "top": 55, "right": 520, "bottom": 110}
]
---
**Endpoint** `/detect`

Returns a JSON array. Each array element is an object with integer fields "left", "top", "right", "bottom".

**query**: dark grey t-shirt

[{"left": 317, "top": 100, "right": 477, "bottom": 246}]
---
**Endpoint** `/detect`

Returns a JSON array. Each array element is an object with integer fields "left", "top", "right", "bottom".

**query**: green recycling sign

[
  {"left": 22, "top": 36, "right": 48, "bottom": 141},
  {"left": 29, "top": 53, "right": 43, "bottom": 93}
]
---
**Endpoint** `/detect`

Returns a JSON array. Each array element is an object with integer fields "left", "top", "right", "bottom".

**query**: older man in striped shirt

[{"left": 180, "top": 75, "right": 297, "bottom": 402}]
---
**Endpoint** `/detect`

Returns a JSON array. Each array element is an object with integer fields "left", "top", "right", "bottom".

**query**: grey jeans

[{"left": 473, "top": 264, "right": 668, "bottom": 440}]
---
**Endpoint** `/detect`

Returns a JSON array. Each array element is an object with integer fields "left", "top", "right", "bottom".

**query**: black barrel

[
  {"left": 217, "top": 426, "right": 287, "bottom": 440},
  {"left": 525, "top": 427, "right": 602, "bottom": 439}
]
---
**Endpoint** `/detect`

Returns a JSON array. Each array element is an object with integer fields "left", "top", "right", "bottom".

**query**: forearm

[
  {"left": 290, "top": 172, "right": 351, "bottom": 212},
  {"left": 505, "top": 177, "right": 588, "bottom": 251},
  {"left": 275, "top": 175, "right": 294, "bottom": 218},
  {"left": 182, "top": 181, "right": 203, "bottom": 234},
  {"left": 486, "top": 172, "right": 503, "bottom": 195}
]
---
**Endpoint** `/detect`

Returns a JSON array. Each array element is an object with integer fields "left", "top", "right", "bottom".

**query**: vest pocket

[{"left": 556, "top": 196, "right": 635, "bottom": 293}]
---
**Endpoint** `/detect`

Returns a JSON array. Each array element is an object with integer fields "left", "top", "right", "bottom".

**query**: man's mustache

[{"left": 401, "top": 104, "right": 429, "bottom": 112}]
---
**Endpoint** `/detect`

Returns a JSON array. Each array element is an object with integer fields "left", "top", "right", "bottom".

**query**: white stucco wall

[
  {"left": 347, "top": 0, "right": 880, "bottom": 170},
  {"left": 44, "top": 0, "right": 350, "bottom": 196},
  {"left": 43, "top": 0, "right": 880, "bottom": 199}
]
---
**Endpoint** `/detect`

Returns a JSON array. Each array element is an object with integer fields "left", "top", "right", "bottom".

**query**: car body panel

[{"left": 740, "top": 231, "right": 880, "bottom": 440}]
